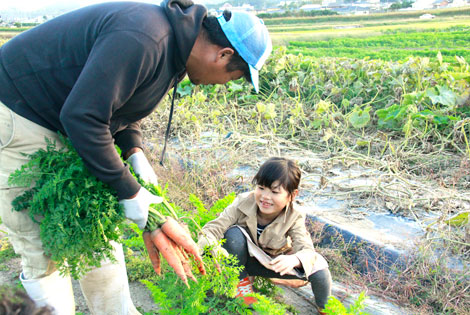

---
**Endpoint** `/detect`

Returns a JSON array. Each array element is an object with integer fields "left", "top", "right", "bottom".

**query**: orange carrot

[
  {"left": 162, "top": 217, "right": 206, "bottom": 275},
  {"left": 143, "top": 231, "right": 161, "bottom": 275},
  {"left": 181, "top": 222, "right": 209, "bottom": 276},
  {"left": 151, "top": 228, "right": 189, "bottom": 288},
  {"left": 173, "top": 243, "right": 197, "bottom": 284}
]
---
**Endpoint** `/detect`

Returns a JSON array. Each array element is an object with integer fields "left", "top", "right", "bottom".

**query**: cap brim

[{"left": 249, "top": 64, "right": 259, "bottom": 93}]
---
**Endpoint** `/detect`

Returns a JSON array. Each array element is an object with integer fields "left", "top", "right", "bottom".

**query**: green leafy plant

[
  {"left": 188, "top": 192, "right": 236, "bottom": 233},
  {"left": 7, "top": 137, "right": 125, "bottom": 279},
  {"left": 322, "top": 292, "right": 369, "bottom": 315},
  {"left": 348, "top": 106, "right": 371, "bottom": 129},
  {"left": 140, "top": 243, "right": 290, "bottom": 315},
  {"left": 141, "top": 250, "right": 246, "bottom": 315},
  {"left": 285, "top": 26, "right": 470, "bottom": 64},
  {"left": 250, "top": 292, "right": 288, "bottom": 315},
  {"left": 252, "top": 276, "right": 282, "bottom": 297}
]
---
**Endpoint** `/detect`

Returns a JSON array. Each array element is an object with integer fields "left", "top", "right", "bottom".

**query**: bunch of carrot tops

[
  {"left": 8, "top": 136, "right": 210, "bottom": 283},
  {"left": 8, "top": 138, "right": 125, "bottom": 279},
  {"left": 139, "top": 180, "right": 206, "bottom": 287}
]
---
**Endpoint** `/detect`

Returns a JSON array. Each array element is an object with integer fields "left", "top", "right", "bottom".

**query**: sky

[{"left": 0, "top": 0, "right": 206, "bottom": 11}]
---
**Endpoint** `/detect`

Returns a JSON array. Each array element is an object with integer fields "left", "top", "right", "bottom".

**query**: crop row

[
  {"left": 288, "top": 29, "right": 470, "bottom": 49},
  {"left": 262, "top": 6, "right": 470, "bottom": 26},
  {"left": 289, "top": 31, "right": 469, "bottom": 50},
  {"left": 173, "top": 47, "right": 469, "bottom": 145},
  {"left": 286, "top": 47, "right": 470, "bottom": 64}
]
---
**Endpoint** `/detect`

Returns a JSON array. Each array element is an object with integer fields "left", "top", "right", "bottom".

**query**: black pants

[{"left": 222, "top": 226, "right": 332, "bottom": 309}]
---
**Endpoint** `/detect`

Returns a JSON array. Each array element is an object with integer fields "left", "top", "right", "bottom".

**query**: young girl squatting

[{"left": 198, "top": 157, "right": 332, "bottom": 312}]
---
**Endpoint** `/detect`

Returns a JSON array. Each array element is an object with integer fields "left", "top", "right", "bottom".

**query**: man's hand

[
  {"left": 127, "top": 149, "right": 159, "bottom": 186},
  {"left": 269, "top": 255, "right": 301, "bottom": 276},
  {"left": 119, "top": 187, "right": 163, "bottom": 229}
]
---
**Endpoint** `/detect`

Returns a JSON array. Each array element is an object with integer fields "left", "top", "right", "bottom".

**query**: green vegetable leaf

[
  {"left": 445, "top": 212, "right": 469, "bottom": 227},
  {"left": 349, "top": 106, "right": 371, "bottom": 129},
  {"left": 426, "top": 86, "right": 457, "bottom": 107},
  {"left": 8, "top": 136, "right": 125, "bottom": 279}
]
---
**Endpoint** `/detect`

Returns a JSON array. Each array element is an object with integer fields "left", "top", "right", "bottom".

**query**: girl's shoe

[
  {"left": 316, "top": 305, "right": 328, "bottom": 315},
  {"left": 235, "top": 277, "right": 257, "bottom": 305},
  {"left": 269, "top": 278, "right": 309, "bottom": 288}
]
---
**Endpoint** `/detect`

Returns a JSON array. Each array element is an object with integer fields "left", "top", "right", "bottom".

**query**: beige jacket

[{"left": 198, "top": 191, "right": 327, "bottom": 277}]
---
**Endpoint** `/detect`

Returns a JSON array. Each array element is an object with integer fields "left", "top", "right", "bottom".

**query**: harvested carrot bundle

[
  {"left": 133, "top": 180, "right": 208, "bottom": 281},
  {"left": 173, "top": 243, "right": 197, "bottom": 283},
  {"left": 151, "top": 228, "right": 189, "bottom": 288},
  {"left": 142, "top": 231, "right": 161, "bottom": 275},
  {"left": 162, "top": 217, "right": 206, "bottom": 276},
  {"left": 180, "top": 222, "right": 209, "bottom": 275}
]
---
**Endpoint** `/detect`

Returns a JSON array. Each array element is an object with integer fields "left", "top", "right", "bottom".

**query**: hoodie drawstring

[{"left": 159, "top": 78, "right": 178, "bottom": 166}]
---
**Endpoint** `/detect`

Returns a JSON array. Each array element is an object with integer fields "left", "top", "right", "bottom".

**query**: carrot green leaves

[{"left": 8, "top": 136, "right": 125, "bottom": 279}]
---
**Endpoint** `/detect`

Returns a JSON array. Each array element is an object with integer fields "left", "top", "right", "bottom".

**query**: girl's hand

[{"left": 269, "top": 255, "right": 301, "bottom": 276}]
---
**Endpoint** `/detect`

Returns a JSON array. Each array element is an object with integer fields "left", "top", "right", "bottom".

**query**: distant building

[
  {"left": 265, "top": 7, "right": 284, "bottom": 14},
  {"left": 219, "top": 3, "right": 254, "bottom": 12},
  {"left": 343, "top": 6, "right": 371, "bottom": 14},
  {"left": 323, "top": 1, "right": 343, "bottom": 7},
  {"left": 278, "top": 1, "right": 295, "bottom": 7},
  {"left": 448, "top": 0, "right": 469, "bottom": 7},
  {"left": 322, "top": 0, "right": 337, "bottom": 6},
  {"left": 411, "top": 0, "right": 434, "bottom": 10},
  {"left": 299, "top": 4, "right": 323, "bottom": 11},
  {"left": 356, "top": 0, "right": 380, "bottom": 9},
  {"left": 432, "top": 0, "right": 449, "bottom": 8}
]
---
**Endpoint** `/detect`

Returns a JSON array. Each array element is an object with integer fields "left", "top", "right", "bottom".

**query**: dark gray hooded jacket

[{"left": 0, "top": 0, "right": 207, "bottom": 199}]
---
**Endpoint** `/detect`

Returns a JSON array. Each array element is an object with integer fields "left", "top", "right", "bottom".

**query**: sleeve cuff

[
  {"left": 114, "top": 127, "right": 143, "bottom": 158},
  {"left": 109, "top": 165, "right": 141, "bottom": 200}
]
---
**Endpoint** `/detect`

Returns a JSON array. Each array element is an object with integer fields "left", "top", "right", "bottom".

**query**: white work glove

[
  {"left": 127, "top": 151, "right": 158, "bottom": 186},
  {"left": 119, "top": 187, "right": 163, "bottom": 229}
]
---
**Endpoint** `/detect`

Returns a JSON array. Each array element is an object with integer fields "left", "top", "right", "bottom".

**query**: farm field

[
  {"left": 0, "top": 5, "right": 469, "bottom": 315},
  {"left": 267, "top": 16, "right": 470, "bottom": 37},
  {"left": 265, "top": 8, "right": 470, "bottom": 64},
  {"left": 0, "top": 32, "right": 18, "bottom": 46},
  {"left": 286, "top": 26, "right": 470, "bottom": 63},
  {"left": 144, "top": 8, "right": 470, "bottom": 314}
]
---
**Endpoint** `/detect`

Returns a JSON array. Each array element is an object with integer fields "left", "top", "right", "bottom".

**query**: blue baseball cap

[{"left": 217, "top": 11, "right": 272, "bottom": 93}]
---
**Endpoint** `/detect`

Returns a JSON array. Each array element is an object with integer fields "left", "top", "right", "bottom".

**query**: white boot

[
  {"left": 20, "top": 271, "right": 75, "bottom": 315},
  {"left": 79, "top": 241, "right": 140, "bottom": 315}
]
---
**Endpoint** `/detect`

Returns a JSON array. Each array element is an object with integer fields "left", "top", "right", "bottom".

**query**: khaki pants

[
  {"left": 0, "top": 101, "right": 139, "bottom": 314},
  {"left": 0, "top": 101, "right": 61, "bottom": 278}
]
